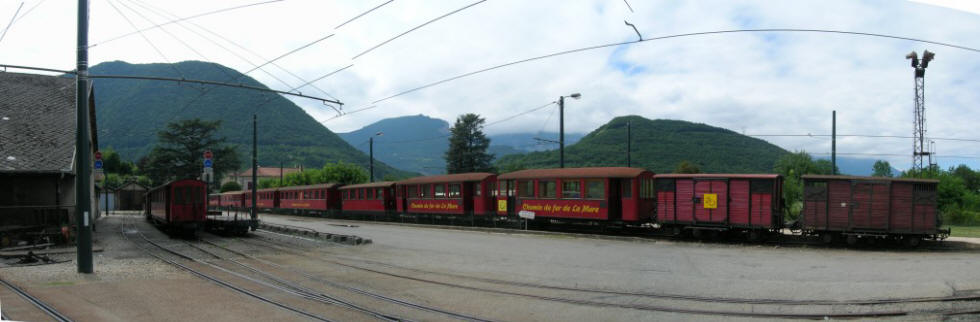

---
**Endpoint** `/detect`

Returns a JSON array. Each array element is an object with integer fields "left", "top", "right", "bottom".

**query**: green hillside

[
  {"left": 90, "top": 60, "right": 414, "bottom": 179},
  {"left": 495, "top": 116, "right": 789, "bottom": 173}
]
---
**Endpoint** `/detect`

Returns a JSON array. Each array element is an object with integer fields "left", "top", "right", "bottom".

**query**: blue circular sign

[
  {"left": 94, "top": 160, "right": 103, "bottom": 169},
  {"left": 204, "top": 159, "right": 213, "bottom": 168}
]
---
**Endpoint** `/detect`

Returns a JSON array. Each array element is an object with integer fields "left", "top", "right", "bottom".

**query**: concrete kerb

[{"left": 257, "top": 223, "right": 371, "bottom": 245}]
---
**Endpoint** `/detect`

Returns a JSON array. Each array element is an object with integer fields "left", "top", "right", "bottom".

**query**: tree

[
  {"left": 445, "top": 113, "right": 494, "bottom": 174},
  {"left": 220, "top": 181, "right": 242, "bottom": 192},
  {"left": 872, "top": 160, "right": 894, "bottom": 177},
  {"left": 673, "top": 160, "right": 701, "bottom": 174},
  {"left": 773, "top": 151, "right": 837, "bottom": 221},
  {"left": 140, "top": 119, "right": 241, "bottom": 185},
  {"left": 320, "top": 162, "right": 368, "bottom": 185}
]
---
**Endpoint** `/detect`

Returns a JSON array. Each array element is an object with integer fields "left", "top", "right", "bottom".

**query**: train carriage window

[
  {"left": 621, "top": 180, "right": 632, "bottom": 198},
  {"left": 803, "top": 181, "right": 828, "bottom": 201},
  {"left": 539, "top": 180, "right": 556, "bottom": 198},
  {"left": 562, "top": 180, "right": 581, "bottom": 199},
  {"left": 475, "top": 183, "right": 482, "bottom": 196},
  {"left": 448, "top": 184, "right": 461, "bottom": 198},
  {"left": 358, "top": 189, "right": 365, "bottom": 200},
  {"left": 517, "top": 180, "right": 534, "bottom": 198},
  {"left": 489, "top": 181, "right": 497, "bottom": 197},
  {"left": 408, "top": 186, "right": 417, "bottom": 198},
  {"left": 376, "top": 188, "right": 384, "bottom": 200},
  {"left": 507, "top": 180, "right": 515, "bottom": 197},
  {"left": 175, "top": 187, "right": 185, "bottom": 204},
  {"left": 421, "top": 185, "right": 431, "bottom": 198},
  {"left": 435, "top": 184, "right": 446, "bottom": 198},
  {"left": 750, "top": 179, "right": 773, "bottom": 194},
  {"left": 586, "top": 180, "right": 605, "bottom": 199}
]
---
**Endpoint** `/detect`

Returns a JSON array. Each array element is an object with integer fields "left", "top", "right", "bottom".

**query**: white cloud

[{"left": 0, "top": 0, "right": 977, "bottom": 171}]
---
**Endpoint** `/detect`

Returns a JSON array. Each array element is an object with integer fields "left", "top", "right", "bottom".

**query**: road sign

[
  {"left": 518, "top": 210, "right": 535, "bottom": 220},
  {"left": 204, "top": 159, "right": 213, "bottom": 168},
  {"left": 94, "top": 160, "right": 103, "bottom": 169},
  {"left": 204, "top": 150, "right": 213, "bottom": 160},
  {"left": 94, "top": 151, "right": 102, "bottom": 160}
]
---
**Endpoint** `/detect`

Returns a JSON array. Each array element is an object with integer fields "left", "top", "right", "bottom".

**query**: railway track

[
  {"left": 190, "top": 237, "right": 492, "bottom": 322},
  {"left": 0, "top": 277, "right": 73, "bottom": 322},
  {"left": 119, "top": 217, "right": 340, "bottom": 321},
  {"left": 243, "top": 231, "right": 980, "bottom": 319}
]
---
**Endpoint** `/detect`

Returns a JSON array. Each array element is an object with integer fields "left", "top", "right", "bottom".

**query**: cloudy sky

[{"left": 0, "top": 0, "right": 978, "bottom": 171}]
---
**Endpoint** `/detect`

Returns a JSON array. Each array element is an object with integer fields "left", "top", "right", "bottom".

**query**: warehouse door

[{"left": 694, "top": 180, "right": 728, "bottom": 223}]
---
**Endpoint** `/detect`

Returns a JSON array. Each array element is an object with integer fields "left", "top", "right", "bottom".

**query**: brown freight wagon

[
  {"left": 801, "top": 175, "right": 949, "bottom": 246},
  {"left": 654, "top": 174, "right": 783, "bottom": 241}
]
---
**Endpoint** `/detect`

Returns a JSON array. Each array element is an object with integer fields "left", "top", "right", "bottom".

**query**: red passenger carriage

[
  {"left": 654, "top": 174, "right": 783, "bottom": 240},
  {"left": 801, "top": 175, "right": 948, "bottom": 246},
  {"left": 496, "top": 167, "right": 655, "bottom": 224},
  {"left": 395, "top": 173, "right": 497, "bottom": 219},
  {"left": 145, "top": 179, "right": 208, "bottom": 235},
  {"left": 278, "top": 183, "right": 341, "bottom": 215},
  {"left": 340, "top": 182, "right": 396, "bottom": 217},
  {"left": 243, "top": 188, "right": 279, "bottom": 210}
]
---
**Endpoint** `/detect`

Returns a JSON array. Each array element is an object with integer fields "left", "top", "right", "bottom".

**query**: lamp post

[
  {"left": 369, "top": 132, "right": 383, "bottom": 182},
  {"left": 559, "top": 93, "right": 581, "bottom": 168}
]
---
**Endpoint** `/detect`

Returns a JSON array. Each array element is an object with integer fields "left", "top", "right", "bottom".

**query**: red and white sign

[
  {"left": 204, "top": 150, "right": 213, "bottom": 160},
  {"left": 94, "top": 151, "right": 102, "bottom": 160}
]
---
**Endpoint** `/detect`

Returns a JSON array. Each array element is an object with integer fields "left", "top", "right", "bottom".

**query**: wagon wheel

[
  {"left": 748, "top": 230, "right": 763, "bottom": 243},
  {"left": 845, "top": 234, "right": 859, "bottom": 246},
  {"left": 820, "top": 233, "right": 835, "bottom": 244},
  {"left": 691, "top": 229, "right": 703, "bottom": 239},
  {"left": 903, "top": 236, "right": 922, "bottom": 248}
]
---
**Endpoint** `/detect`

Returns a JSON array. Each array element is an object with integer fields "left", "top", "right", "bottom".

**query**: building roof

[
  {"left": 0, "top": 72, "right": 97, "bottom": 174},
  {"left": 498, "top": 167, "right": 650, "bottom": 180},
  {"left": 397, "top": 172, "right": 495, "bottom": 185},
  {"left": 277, "top": 183, "right": 340, "bottom": 191},
  {"left": 654, "top": 173, "right": 781, "bottom": 179},
  {"left": 339, "top": 181, "right": 396, "bottom": 190},
  {"left": 231, "top": 167, "right": 302, "bottom": 177},
  {"left": 802, "top": 174, "right": 939, "bottom": 184}
]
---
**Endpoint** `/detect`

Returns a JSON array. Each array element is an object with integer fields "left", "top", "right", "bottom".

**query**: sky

[{"left": 0, "top": 0, "right": 978, "bottom": 171}]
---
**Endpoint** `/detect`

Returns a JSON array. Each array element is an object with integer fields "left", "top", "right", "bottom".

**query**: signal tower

[{"left": 905, "top": 50, "right": 934, "bottom": 171}]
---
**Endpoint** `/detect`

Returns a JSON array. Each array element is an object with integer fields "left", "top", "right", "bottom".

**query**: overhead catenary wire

[
  {"left": 369, "top": 101, "right": 556, "bottom": 145},
  {"left": 0, "top": 2, "right": 23, "bottom": 46},
  {"left": 748, "top": 133, "right": 980, "bottom": 143},
  {"left": 354, "top": 27, "right": 980, "bottom": 112},
  {"left": 11, "top": 0, "right": 44, "bottom": 25},
  {"left": 352, "top": 0, "right": 487, "bottom": 59},
  {"left": 91, "top": 0, "right": 284, "bottom": 48},
  {"left": 105, "top": 0, "right": 191, "bottom": 80},
  {"left": 335, "top": 0, "right": 395, "bottom": 29}
]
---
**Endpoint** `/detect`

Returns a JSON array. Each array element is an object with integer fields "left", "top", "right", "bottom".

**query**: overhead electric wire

[
  {"left": 335, "top": 0, "right": 394, "bottom": 29},
  {"left": 622, "top": 0, "right": 634, "bottom": 13},
  {"left": 105, "top": 0, "right": 190, "bottom": 80},
  {"left": 129, "top": 0, "right": 342, "bottom": 104},
  {"left": 91, "top": 0, "right": 284, "bottom": 48},
  {"left": 11, "top": 0, "right": 44, "bottom": 25},
  {"left": 748, "top": 133, "right": 980, "bottom": 143},
  {"left": 0, "top": 2, "right": 23, "bottom": 46},
  {"left": 360, "top": 27, "right": 980, "bottom": 111},
  {"left": 352, "top": 0, "right": 487, "bottom": 59},
  {"left": 370, "top": 101, "right": 557, "bottom": 145}
]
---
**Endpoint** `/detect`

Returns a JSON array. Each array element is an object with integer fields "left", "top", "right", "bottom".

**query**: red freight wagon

[
  {"left": 145, "top": 179, "right": 208, "bottom": 235},
  {"left": 243, "top": 188, "right": 278, "bottom": 210},
  {"left": 654, "top": 174, "right": 783, "bottom": 239},
  {"left": 278, "top": 183, "right": 341, "bottom": 214},
  {"left": 340, "top": 181, "right": 396, "bottom": 217},
  {"left": 396, "top": 173, "right": 497, "bottom": 217},
  {"left": 496, "top": 167, "right": 655, "bottom": 223},
  {"left": 801, "top": 175, "right": 948, "bottom": 246}
]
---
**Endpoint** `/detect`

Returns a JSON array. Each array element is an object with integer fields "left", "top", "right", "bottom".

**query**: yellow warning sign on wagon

[
  {"left": 498, "top": 200, "right": 507, "bottom": 212},
  {"left": 703, "top": 193, "right": 717, "bottom": 209}
]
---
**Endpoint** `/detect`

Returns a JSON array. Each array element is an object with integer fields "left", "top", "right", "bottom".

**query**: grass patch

[{"left": 949, "top": 225, "right": 980, "bottom": 238}]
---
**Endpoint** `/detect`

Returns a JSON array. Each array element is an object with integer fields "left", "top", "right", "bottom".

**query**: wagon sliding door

[
  {"left": 851, "top": 181, "right": 890, "bottom": 230},
  {"left": 693, "top": 180, "right": 728, "bottom": 224},
  {"left": 803, "top": 181, "right": 829, "bottom": 230}
]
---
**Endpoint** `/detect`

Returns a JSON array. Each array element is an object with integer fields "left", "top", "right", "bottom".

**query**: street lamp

[
  {"left": 370, "top": 132, "right": 383, "bottom": 182},
  {"left": 559, "top": 93, "right": 581, "bottom": 168}
]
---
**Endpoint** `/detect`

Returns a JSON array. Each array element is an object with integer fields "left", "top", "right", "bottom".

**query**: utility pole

[
  {"left": 369, "top": 136, "right": 374, "bottom": 182},
  {"left": 75, "top": 0, "right": 93, "bottom": 274},
  {"left": 832, "top": 110, "right": 836, "bottom": 175},
  {"left": 559, "top": 96, "right": 565, "bottom": 168},
  {"left": 279, "top": 159, "right": 283, "bottom": 186},
  {"left": 251, "top": 114, "right": 257, "bottom": 230},
  {"left": 626, "top": 120, "right": 632, "bottom": 167}
]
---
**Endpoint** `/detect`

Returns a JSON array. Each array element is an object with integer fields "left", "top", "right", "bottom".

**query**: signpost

[
  {"left": 518, "top": 210, "right": 535, "bottom": 230},
  {"left": 203, "top": 150, "right": 214, "bottom": 186}
]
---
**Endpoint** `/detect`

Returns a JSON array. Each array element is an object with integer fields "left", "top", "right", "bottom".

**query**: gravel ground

[{"left": 2, "top": 211, "right": 979, "bottom": 321}]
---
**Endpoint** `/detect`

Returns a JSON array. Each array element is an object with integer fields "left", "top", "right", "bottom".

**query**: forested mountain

[
  {"left": 495, "top": 116, "right": 790, "bottom": 173},
  {"left": 338, "top": 115, "right": 524, "bottom": 175},
  {"left": 90, "top": 60, "right": 413, "bottom": 179}
]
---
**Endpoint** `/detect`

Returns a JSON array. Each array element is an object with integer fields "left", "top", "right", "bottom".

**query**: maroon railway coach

[
  {"left": 207, "top": 193, "right": 221, "bottom": 209},
  {"left": 801, "top": 175, "right": 947, "bottom": 246},
  {"left": 395, "top": 173, "right": 497, "bottom": 217},
  {"left": 145, "top": 179, "right": 208, "bottom": 234},
  {"left": 278, "top": 183, "right": 341, "bottom": 214},
  {"left": 654, "top": 174, "right": 783, "bottom": 240},
  {"left": 496, "top": 167, "right": 655, "bottom": 223},
  {"left": 340, "top": 181, "right": 396, "bottom": 217},
  {"left": 219, "top": 191, "right": 244, "bottom": 210},
  {"left": 242, "top": 188, "right": 278, "bottom": 210}
]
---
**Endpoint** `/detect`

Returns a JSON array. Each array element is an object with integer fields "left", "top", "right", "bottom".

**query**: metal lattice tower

[{"left": 906, "top": 50, "right": 934, "bottom": 171}]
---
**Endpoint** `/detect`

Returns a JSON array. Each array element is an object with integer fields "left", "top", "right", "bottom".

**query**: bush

[{"left": 220, "top": 181, "right": 242, "bottom": 192}]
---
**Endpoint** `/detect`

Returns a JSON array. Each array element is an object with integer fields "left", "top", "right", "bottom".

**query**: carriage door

[
  {"left": 693, "top": 180, "right": 728, "bottom": 223},
  {"left": 608, "top": 179, "right": 622, "bottom": 221},
  {"left": 506, "top": 180, "right": 516, "bottom": 215},
  {"left": 851, "top": 181, "right": 887, "bottom": 230}
]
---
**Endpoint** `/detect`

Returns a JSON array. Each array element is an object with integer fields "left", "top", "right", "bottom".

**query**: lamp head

[
  {"left": 921, "top": 50, "right": 935, "bottom": 68},
  {"left": 569, "top": 93, "right": 582, "bottom": 99}
]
